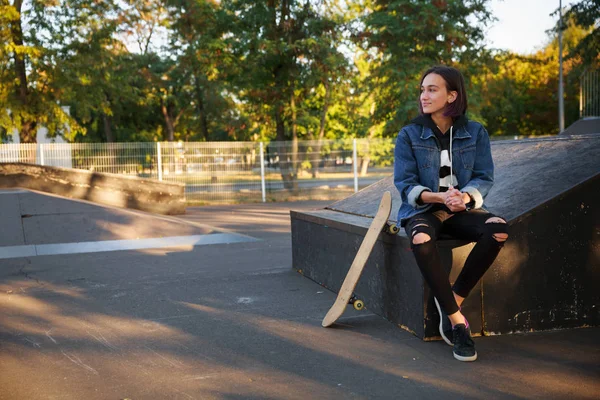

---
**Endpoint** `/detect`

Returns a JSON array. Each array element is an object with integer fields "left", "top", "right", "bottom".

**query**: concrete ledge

[
  {"left": 291, "top": 209, "right": 481, "bottom": 340},
  {"left": 0, "top": 163, "right": 186, "bottom": 215}
]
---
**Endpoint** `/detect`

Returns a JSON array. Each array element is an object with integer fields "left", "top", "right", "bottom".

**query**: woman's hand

[
  {"left": 444, "top": 187, "right": 467, "bottom": 212},
  {"left": 419, "top": 188, "right": 471, "bottom": 212}
]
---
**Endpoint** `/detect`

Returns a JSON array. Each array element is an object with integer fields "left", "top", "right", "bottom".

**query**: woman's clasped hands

[{"left": 443, "top": 187, "right": 467, "bottom": 212}]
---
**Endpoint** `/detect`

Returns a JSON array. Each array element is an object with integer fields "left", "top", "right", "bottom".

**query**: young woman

[{"left": 393, "top": 66, "right": 509, "bottom": 362}]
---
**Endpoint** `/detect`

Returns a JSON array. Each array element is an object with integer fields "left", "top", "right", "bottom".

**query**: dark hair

[{"left": 418, "top": 65, "right": 468, "bottom": 117}]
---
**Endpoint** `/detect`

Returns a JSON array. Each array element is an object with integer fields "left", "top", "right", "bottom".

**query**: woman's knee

[
  {"left": 407, "top": 216, "right": 438, "bottom": 246},
  {"left": 485, "top": 217, "right": 508, "bottom": 242},
  {"left": 412, "top": 232, "right": 431, "bottom": 245}
]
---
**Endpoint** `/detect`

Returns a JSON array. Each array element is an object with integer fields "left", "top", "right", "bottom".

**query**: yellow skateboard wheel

[
  {"left": 387, "top": 224, "right": 399, "bottom": 234},
  {"left": 353, "top": 299, "right": 364, "bottom": 311}
]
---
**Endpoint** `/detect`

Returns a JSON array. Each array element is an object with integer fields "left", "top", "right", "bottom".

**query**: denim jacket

[{"left": 394, "top": 115, "right": 494, "bottom": 226}]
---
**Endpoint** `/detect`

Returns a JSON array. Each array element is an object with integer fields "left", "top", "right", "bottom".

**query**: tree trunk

[
  {"left": 275, "top": 103, "right": 285, "bottom": 142},
  {"left": 12, "top": 0, "right": 36, "bottom": 144},
  {"left": 19, "top": 121, "right": 37, "bottom": 144},
  {"left": 161, "top": 101, "right": 175, "bottom": 142},
  {"left": 275, "top": 103, "right": 296, "bottom": 190},
  {"left": 312, "top": 80, "right": 330, "bottom": 178},
  {"left": 360, "top": 102, "right": 377, "bottom": 176},
  {"left": 103, "top": 114, "right": 114, "bottom": 142},
  {"left": 268, "top": 0, "right": 297, "bottom": 189},
  {"left": 198, "top": 99, "right": 209, "bottom": 141},
  {"left": 290, "top": 90, "right": 298, "bottom": 188},
  {"left": 194, "top": 77, "right": 209, "bottom": 141},
  {"left": 360, "top": 139, "right": 370, "bottom": 176}
]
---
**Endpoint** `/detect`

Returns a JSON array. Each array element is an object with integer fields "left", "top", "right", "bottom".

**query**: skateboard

[{"left": 322, "top": 191, "right": 398, "bottom": 327}]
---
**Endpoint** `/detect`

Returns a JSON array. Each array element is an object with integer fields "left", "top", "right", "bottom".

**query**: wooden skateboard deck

[{"left": 322, "top": 191, "right": 395, "bottom": 327}]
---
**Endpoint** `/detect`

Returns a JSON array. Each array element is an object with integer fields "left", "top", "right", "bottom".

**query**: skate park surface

[{"left": 0, "top": 189, "right": 598, "bottom": 400}]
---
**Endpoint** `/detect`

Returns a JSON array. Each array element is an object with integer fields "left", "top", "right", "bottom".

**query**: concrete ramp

[
  {"left": 0, "top": 163, "right": 185, "bottom": 215},
  {"left": 0, "top": 189, "right": 28, "bottom": 247},
  {"left": 328, "top": 135, "right": 600, "bottom": 223},
  {"left": 560, "top": 117, "right": 600, "bottom": 135},
  {"left": 0, "top": 189, "right": 257, "bottom": 259},
  {"left": 291, "top": 134, "right": 600, "bottom": 339}
]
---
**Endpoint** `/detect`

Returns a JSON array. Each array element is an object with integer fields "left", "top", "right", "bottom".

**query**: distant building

[
  {"left": 1, "top": 106, "right": 72, "bottom": 168},
  {"left": 7, "top": 106, "right": 70, "bottom": 145}
]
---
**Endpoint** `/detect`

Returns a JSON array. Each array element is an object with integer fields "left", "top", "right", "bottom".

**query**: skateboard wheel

[
  {"left": 353, "top": 299, "right": 364, "bottom": 311},
  {"left": 387, "top": 224, "right": 399, "bottom": 234}
]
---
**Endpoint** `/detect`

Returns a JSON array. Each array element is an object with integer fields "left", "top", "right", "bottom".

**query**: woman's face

[{"left": 420, "top": 73, "right": 457, "bottom": 116}]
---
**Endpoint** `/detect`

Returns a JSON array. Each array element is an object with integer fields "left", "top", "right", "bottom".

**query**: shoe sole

[
  {"left": 453, "top": 351, "right": 478, "bottom": 362},
  {"left": 434, "top": 297, "right": 453, "bottom": 346}
]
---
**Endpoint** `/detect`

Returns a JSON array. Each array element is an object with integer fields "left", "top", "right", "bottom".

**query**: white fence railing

[{"left": 0, "top": 139, "right": 396, "bottom": 202}]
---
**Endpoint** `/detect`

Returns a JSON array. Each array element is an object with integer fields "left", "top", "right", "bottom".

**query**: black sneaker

[
  {"left": 452, "top": 323, "right": 477, "bottom": 362},
  {"left": 434, "top": 297, "right": 453, "bottom": 346}
]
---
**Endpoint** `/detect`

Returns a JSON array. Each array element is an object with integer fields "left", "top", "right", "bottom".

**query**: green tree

[
  {"left": 166, "top": 0, "right": 245, "bottom": 142},
  {"left": 288, "top": 2, "right": 350, "bottom": 177},
  {"left": 479, "top": 19, "right": 589, "bottom": 136},
  {"left": 60, "top": 0, "right": 171, "bottom": 142},
  {"left": 355, "top": 0, "right": 494, "bottom": 136},
  {"left": 564, "top": 0, "right": 600, "bottom": 66},
  {"left": 68, "top": 52, "right": 165, "bottom": 143},
  {"left": 225, "top": 0, "right": 349, "bottom": 186},
  {"left": 0, "top": 0, "right": 79, "bottom": 143}
]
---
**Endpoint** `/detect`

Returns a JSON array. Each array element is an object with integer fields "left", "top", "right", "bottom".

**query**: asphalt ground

[{"left": 0, "top": 191, "right": 598, "bottom": 399}]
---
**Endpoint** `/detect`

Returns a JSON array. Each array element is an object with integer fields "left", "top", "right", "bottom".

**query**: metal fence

[
  {"left": 580, "top": 68, "right": 599, "bottom": 118},
  {"left": 0, "top": 139, "right": 395, "bottom": 203}
]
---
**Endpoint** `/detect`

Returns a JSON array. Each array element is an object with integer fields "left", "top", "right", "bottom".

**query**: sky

[{"left": 485, "top": 0, "right": 580, "bottom": 54}]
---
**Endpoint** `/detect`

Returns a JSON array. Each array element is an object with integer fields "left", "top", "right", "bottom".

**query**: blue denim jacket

[{"left": 394, "top": 116, "right": 494, "bottom": 226}]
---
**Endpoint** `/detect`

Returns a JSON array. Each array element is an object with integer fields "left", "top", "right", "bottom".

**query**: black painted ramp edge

[
  {"left": 290, "top": 208, "right": 470, "bottom": 247},
  {"left": 325, "top": 177, "right": 395, "bottom": 218},
  {"left": 290, "top": 209, "right": 397, "bottom": 242},
  {"left": 508, "top": 173, "right": 600, "bottom": 225}
]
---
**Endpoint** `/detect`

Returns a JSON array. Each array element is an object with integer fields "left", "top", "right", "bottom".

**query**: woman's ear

[{"left": 448, "top": 91, "right": 458, "bottom": 104}]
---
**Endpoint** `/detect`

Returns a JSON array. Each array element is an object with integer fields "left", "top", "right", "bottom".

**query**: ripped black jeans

[{"left": 405, "top": 209, "right": 508, "bottom": 316}]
